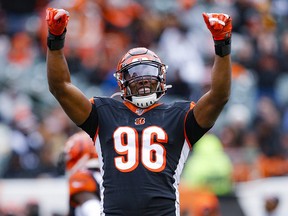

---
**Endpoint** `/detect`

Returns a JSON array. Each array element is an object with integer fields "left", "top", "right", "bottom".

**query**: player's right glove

[
  {"left": 202, "top": 13, "right": 232, "bottom": 57},
  {"left": 46, "top": 8, "right": 70, "bottom": 50}
]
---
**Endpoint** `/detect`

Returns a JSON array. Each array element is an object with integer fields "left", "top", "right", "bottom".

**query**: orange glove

[
  {"left": 202, "top": 13, "right": 232, "bottom": 41},
  {"left": 46, "top": 8, "right": 69, "bottom": 36},
  {"left": 46, "top": 8, "right": 69, "bottom": 50}
]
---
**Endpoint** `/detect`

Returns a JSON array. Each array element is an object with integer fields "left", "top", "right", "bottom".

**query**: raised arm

[
  {"left": 193, "top": 13, "right": 232, "bottom": 128},
  {"left": 46, "top": 8, "right": 92, "bottom": 125}
]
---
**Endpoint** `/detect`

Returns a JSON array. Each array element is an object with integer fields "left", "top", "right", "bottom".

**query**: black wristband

[
  {"left": 214, "top": 37, "right": 231, "bottom": 57},
  {"left": 47, "top": 29, "right": 67, "bottom": 50}
]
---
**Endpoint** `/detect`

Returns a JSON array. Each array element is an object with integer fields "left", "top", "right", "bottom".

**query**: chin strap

[
  {"left": 131, "top": 93, "right": 158, "bottom": 108},
  {"left": 129, "top": 83, "right": 172, "bottom": 108}
]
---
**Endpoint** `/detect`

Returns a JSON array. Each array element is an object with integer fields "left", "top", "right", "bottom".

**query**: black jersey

[{"left": 79, "top": 97, "right": 210, "bottom": 216}]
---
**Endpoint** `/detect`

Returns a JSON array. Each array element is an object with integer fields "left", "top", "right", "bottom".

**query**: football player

[
  {"left": 63, "top": 131, "right": 101, "bottom": 216},
  {"left": 46, "top": 8, "right": 232, "bottom": 216}
]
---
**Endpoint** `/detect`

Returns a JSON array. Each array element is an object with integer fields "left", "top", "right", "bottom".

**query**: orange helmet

[
  {"left": 114, "top": 47, "right": 170, "bottom": 108},
  {"left": 64, "top": 131, "right": 98, "bottom": 171}
]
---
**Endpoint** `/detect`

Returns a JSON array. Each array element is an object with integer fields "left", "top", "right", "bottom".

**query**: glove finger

[
  {"left": 46, "top": 9, "right": 50, "bottom": 21},
  {"left": 54, "top": 15, "right": 67, "bottom": 27},
  {"left": 46, "top": 8, "right": 55, "bottom": 23},
  {"left": 202, "top": 13, "right": 211, "bottom": 27},
  {"left": 54, "top": 9, "right": 70, "bottom": 20},
  {"left": 222, "top": 14, "right": 230, "bottom": 22},
  {"left": 213, "top": 22, "right": 224, "bottom": 30}
]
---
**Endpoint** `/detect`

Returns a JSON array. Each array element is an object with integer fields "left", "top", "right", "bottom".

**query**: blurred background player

[{"left": 62, "top": 131, "right": 101, "bottom": 216}]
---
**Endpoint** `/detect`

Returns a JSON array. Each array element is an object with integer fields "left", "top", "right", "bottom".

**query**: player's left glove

[
  {"left": 202, "top": 13, "right": 232, "bottom": 57},
  {"left": 46, "top": 8, "right": 70, "bottom": 50}
]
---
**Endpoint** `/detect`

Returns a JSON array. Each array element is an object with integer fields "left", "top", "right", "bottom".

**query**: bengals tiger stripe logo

[{"left": 135, "top": 117, "right": 145, "bottom": 125}]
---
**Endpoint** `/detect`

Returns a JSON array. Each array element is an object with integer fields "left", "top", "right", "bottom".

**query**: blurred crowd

[{"left": 0, "top": 0, "right": 288, "bottom": 214}]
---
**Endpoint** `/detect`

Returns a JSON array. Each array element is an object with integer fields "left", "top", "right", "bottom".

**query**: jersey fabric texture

[{"left": 79, "top": 97, "right": 210, "bottom": 216}]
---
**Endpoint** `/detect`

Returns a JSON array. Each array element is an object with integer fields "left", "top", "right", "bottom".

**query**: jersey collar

[{"left": 123, "top": 101, "right": 162, "bottom": 116}]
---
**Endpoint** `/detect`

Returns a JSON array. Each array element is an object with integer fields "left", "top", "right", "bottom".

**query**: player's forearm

[
  {"left": 210, "top": 54, "right": 231, "bottom": 104},
  {"left": 47, "top": 49, "right": 71, "bottom": 96}
]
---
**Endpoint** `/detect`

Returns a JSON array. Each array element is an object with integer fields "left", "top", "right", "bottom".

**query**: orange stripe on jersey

[
  {"left": 88, "top": 97, "right": 98, "bottom": 143},
  {"left": 189, "top": 101, "right": 196, "bottom": 110},
  {"left": 93, "top": 127, "right": 99, "bottom": 143},
  {"left": 69, "top": 170, "right": 97, "bottom": 196},
  {"left": 183, "top": 101, "right": 196, "bottom": 149},
  {"left": 89, "top": 97, "right": 95, "bottom": 104}
]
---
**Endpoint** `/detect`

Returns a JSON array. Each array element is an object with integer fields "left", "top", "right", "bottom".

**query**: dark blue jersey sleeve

[
  {"left": 78, "top": 103, "right": 98, "bottom": 140},
  {"left": 185, "top": 109, "right": 211, "bottom": 147}
]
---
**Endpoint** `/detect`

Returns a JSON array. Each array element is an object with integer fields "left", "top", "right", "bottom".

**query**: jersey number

[{"left": 113, "top": 126, "right": 168, "bottom": 172}]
